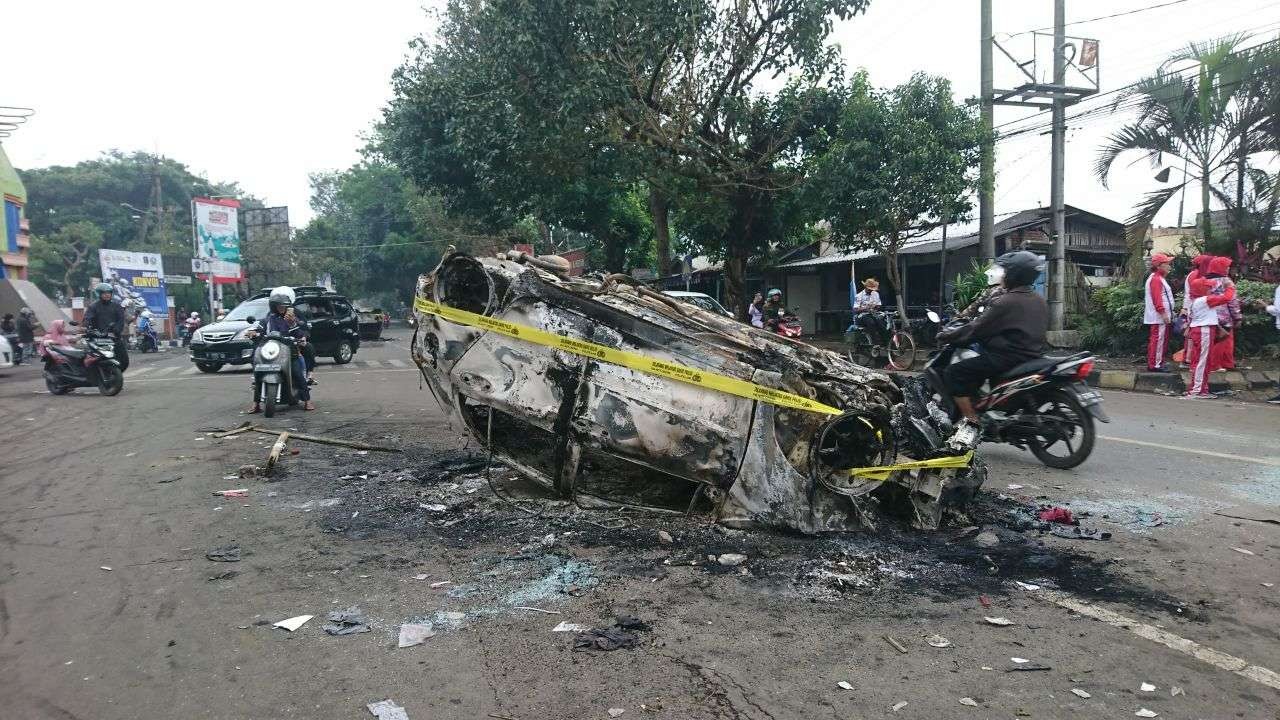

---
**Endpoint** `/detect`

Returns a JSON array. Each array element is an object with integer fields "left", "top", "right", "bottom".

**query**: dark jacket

[
  {"left": 16, "top": 315, "right": 35, "bottom": 343},
  {"left": 938, "top": 286, "right": 1047, "bottom": 360},
  {"left": 82, "top": 299, "right": 126, "bottom": 335}
]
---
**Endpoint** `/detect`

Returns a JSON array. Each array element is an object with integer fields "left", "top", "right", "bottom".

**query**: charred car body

[{"left": 410, "top": 251, "right": 982, "bottom": 533}]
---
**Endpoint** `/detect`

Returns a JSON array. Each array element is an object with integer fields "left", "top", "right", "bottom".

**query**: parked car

[
  {"left": 188, "top": 286, "right": 361, "bottom": 373},
  {"left": 0, "top": 334, "right": 13, "bottom": 368},
  {"left": 661, "top": 290, "right": 733, "bottom": 318},
  {"left": 356, "top": 308, "right": 384, "bottom": 340}
]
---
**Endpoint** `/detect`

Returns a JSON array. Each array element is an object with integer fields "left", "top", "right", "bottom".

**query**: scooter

[
  {"left": 916, "top": 310, "right": 1107, "bottom": 469},
  {"left": 40, "top": 327, "right": 124, "bottom": 396},
  {"left": 767, "top": 308, "right": 803, "bottom": 338},
  {"left": 250, "top": 328, "right": 303, "bottom": 418}
]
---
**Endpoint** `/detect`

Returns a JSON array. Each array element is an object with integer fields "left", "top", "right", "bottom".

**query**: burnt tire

[{"left": 1029, "top": 389, "right": 1095, "bottom": 469}]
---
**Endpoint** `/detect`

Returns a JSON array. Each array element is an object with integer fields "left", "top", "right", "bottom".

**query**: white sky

[{"left": 4, "top": 0, "right": 1279, "bottom": 229}]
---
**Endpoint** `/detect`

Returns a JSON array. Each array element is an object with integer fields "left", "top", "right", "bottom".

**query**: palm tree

[{"left": 1094, "top": 33, "right": 1262, "bottom": 252}]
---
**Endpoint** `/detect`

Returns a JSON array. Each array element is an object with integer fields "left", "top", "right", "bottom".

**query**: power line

[{"left": 1008, "top": 0, "right": 1193, "bottom": 37}]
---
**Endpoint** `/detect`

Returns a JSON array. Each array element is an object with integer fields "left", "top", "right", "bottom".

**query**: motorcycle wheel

[
  {"left": 45, "top": 373, "right": 70, "bottom": 395},
  {"left": 1028, "top": 388, "right": 1095, "bottom": 469},
  {"left": 264, "top": 383, "right": 278, "bottom": 418},
  {"left": 886, "top": 331, "right": 917, "bottom": 370},
  {"left": 97, "top": 365, "right": 124, "bottom": 396}
]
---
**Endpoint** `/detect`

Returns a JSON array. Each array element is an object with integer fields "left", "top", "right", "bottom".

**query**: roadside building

[{"left": 0, "top": 142, "right": 29, "bottom": 280}]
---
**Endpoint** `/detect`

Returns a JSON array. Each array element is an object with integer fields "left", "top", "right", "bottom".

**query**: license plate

[{"left": 254, "top": 363, "right": 282, "bottom": 372}]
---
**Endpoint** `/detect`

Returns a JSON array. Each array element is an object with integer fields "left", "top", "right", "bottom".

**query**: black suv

[{"left": 188, "top": 286, "right": 361, "bottom": 373}]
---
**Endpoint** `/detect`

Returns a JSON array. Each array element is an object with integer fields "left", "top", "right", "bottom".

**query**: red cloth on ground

[{"left": 1038, "top": 507, "right": 1075, "bottom": 524}]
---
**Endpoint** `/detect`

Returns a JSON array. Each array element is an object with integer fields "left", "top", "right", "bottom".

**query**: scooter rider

[
  {"left": 82, "top": 282, "right": 130, "bottom": 372},
  {"left": 762, "top": 288, "right": 785, "bottom": 331},
  {"left": 936, "top": 250, "right": 1048, "bottom": 447},
  {"left": 246, "top": 288, "right": 314, "bottom": 413}
]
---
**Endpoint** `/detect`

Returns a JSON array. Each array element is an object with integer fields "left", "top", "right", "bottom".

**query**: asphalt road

[{"left": 0, "top": 333, "right": 1276, "bottom": 719}]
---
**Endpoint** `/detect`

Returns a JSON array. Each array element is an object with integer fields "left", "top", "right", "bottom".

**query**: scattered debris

[
  {"left": 973, "top": 531, "right": 1001, "bottom": 548},
  {"left": 1014, "top": 581, "right": 1041, "bottom": 591},
  {"left": 1050, "top": 525, "right": 1111, "bottom": 541},
  {"left": 272, "top": 615, "right": 313, "bottom": 632},
  {"left": 324, "top": 606, "right": 371, "bottom": 636},
  {"left": 412, "top": 574, "right": 429, "bottom": 581},
  {"left": 1010, "top": 657, "right": 1029, "bottom": 664},
  {"left": 1135, "top": 709, "right": 1159, "bottom": 718},
  {"left": 883, "top": 635, "right": 908, "bottom": 654},
  {"left": 958, "top": 697, "right": 979, "bottom": 707},
  {"left": 156, "top": 476, "right": 181, "bottom": 484},
  {"left": 1140, "top": 683, "right": 1156, "bottom": 692},
  {"left": 429, "top": 581, "right": 452, "bottom": 588},
  {"left": 397, "top": 623, "right": 435, "bottom": 648},
  {"left": 573, "top": 616, "right": 650, "bottom": 652},
  {"left": 238, "top": 465, "right": 261, "bottom": 478},
  {"left": 367, "top": 699, "right": 409, "bottom": 720},
  {"left": 1170, "top": 686, "right": 1184, "bottom": 697},
  {"left": 657, "top": 530, "right": 674, "bottom": 545},
  {"left": 608, "top": 709, "right": 625, "bottom": 718},
  {"left": 418, "top": 503, "right": 448, "bottom": 512},
  {"left": 513, "top": 606, "right": 560, "bottom": 615},
  {"left": 837, "top": 681, "right": 854, "bottom": 690},
  {"left": 1231, "top": 547, "right": 1255, "bottom": 556},
  {"left": 265, "top": 432, "right": 290, "bottom": 474},
  {"left": 716, "top": 553, "right": 748, "bottom": 567},
  {"left": 891, "top": 701, "right": 908, "bottom": 712},
  {"left": 1213, "top": 511, "right": 1280, "bottom": 526},
  {"left": 99, "top": 566, "right": 112, "bottom": 572},
  {"left": 1263, "top": 582, "right": 1274, "bottom": 588},
  {"left": 552, "top": 622, "right": 591, "bottom": 633},
  {"left": 978, "top": 595, "right": 992, "bottom": 608},
  {"left": 207, "top": 570, "right": 239, "bottom": 582},
  {"left": 925, "top": 634, "right": 952, "bottom": 648},
  {"left": 1006, "top": 484, "right": 1024, "bottom": 490},
  {"left": 1037, "top": 506, "right": 1074, "bottom": 524},
  {"left": 984, "top": 617, "right": 1015, "bottom": 626},
  {"left": 205, "top": 545, "right": 242, "bottom": 562},
  {"left": 212, "top": 489, "right": 249, "bottom": 498},
  {"left": 1007, "top": 663, "right": 1051, "bottom": 672},
  {"left": 1071, "top": 689, "right": 1091, "bottom": 699}
]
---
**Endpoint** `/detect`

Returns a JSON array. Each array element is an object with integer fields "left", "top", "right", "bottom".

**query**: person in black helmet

[
  {"left": 936, "top": 250, "right": 1048, "bottom": 439},
  {"left": 82, "top": 281, "right": 130, "bottom": 371}
]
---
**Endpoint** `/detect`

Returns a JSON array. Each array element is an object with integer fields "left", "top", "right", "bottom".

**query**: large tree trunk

[
  {"left": 603, "top": 232, "right": 627, "bottom": 273},
  {"left": 648, "top": 185, "right": 670, "bottom": 276},
  {"left": 537, "top": 220, "right": 552, "bottom": 251},
  {"left": 884, "top": 245, "right": 908, "bottom": 319},
  {"left": 724, "top": 244, "right": 749, "bottom": 322}
]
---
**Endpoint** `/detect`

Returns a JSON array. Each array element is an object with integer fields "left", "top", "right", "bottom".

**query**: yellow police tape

[{"left": 414, "top": 296, "right": 973, "bottom": 478}]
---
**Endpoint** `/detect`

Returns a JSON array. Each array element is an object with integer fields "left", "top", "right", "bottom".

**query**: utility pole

[
  {"left": 979, "top": 0, "right": 995, "bottom": 262},
  {"left": 1048, "top": 0, "right": 1067, "bottom": 331},
  {"left": 938, "top": 208, "right": 949, "bottom": 309}
]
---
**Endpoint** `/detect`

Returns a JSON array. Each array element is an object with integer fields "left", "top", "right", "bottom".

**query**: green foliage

[
  {"left": 951, "top": 260, "right": 990, "bottom": 310},
  {"left": 27, "top": 220, "right": 105, "bottom": 299},
  {"left": 1076, "top": 281, "right": 1149, "bottom": 355},
  {"left": 1235, "top": 279, "right": 1280, "bottom": 353}
]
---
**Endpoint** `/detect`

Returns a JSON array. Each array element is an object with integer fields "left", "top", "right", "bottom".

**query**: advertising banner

[
  {"left": 193, "top": 197, "right": 241, "bottom": 263},
  {"left": 97, "top": 249, "right": 168, "bottom": 316}
]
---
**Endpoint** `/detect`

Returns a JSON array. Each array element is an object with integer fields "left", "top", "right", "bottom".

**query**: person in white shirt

[
  {"left": 1142, "top": 253, "right": 1175, "bottom": 372},
  {"left": 1254, "top": 284, "right": 1280, "bottom": 404},
  {"left": 1183, "top": 277, "right": 1232, "bottom": 398}
]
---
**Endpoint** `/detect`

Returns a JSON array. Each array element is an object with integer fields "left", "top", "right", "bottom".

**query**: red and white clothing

[
  {"left": 1184, "top": 289, "right": 1232, "bottom": 396},
  {"left": 1143, "top": 271, "right": 1174, "bottom": 370}
]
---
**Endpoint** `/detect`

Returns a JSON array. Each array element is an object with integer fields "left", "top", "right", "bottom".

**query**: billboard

[
  {"left": 97, "top": 249, "right": 168, "bottom": 316},
  {"left": 193, "top": 197, "right": 243, "bottom": 283}
]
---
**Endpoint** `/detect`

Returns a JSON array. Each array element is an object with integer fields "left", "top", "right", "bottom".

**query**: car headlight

[
  {"left": 192, "top": 329, "right": 204, "bottom": 343},
  {"left": 260, "top": 341, "right": 282, "bottom": 360}
]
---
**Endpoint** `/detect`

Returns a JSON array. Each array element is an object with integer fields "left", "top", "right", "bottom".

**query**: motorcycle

[
  {"left": 40, "top": 326, "right": 124, "bottom": 396},
  {"left": 131, "top": 327, "right": 159, "bottom": 353},
  {"left": 767, "top": 308, "right": 803, "bottom": 338},
  {"left": 250, "top": 326, "right": 303, "bottom": 418},
  {"left": 917, "top": 310, "right": 1107, "bottom": 469}
]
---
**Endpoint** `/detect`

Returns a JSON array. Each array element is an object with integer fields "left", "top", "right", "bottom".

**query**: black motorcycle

[
  {"left": 918, "top": 310, "right": 1107, "bottom": 469},
  {"left": 40, "top": 327, "right": 124, "bottom": 397},
  {"left": 250, "top": 327, "right": 302, "bottom": 418}
]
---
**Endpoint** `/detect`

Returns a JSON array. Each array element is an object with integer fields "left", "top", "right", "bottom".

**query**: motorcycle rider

[
  {"left": 936, "top": 250, "right": 1048, "bottom": 448},
  {"left": 137, "top": 310, "right": 157, "bottom": 351},
  {"left": 246, "top": 288, "right": 314, "bottom": 413},
  {"left": 81, "top": 282, "right": 129, "bottom": 371},
  {"left": 762, "top": 288, "right": 785, "bottom": 332},
  {"left": 955, "top": 263, "right": 1008, "bottom": 322}
]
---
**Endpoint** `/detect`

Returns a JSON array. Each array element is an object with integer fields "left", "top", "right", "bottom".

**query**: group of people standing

[
  {"left": 0, "top": 308, "right": 38, "bottom": 363},
  {"left": 1143, "top": 252, "right": 1279, "bottom": 401}
]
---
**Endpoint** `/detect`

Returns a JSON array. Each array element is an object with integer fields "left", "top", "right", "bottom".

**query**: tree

[
  {"left": 28, "top": 221, "right": 104, "bottom": 299},
  {"left": 1095, "top": 34, "right": 1263, "bottom": 252},
  {"left": 810, "top": 73, "right": 984, "bottom": 317}
]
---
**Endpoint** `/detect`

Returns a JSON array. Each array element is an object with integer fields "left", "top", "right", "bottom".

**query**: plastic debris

[
  {"left": 418, "top": 503, "right": 448, "bottom": 512},
  {"left": 429, "top": 581, "right": 452, "bottom": 588},
  {"left": 1007, "top": 484, "right": 1024, "bottom": 490},
  {"left": 99, "top": 566, "right": 112, "bottom": 571},
  {"left": 1038, "top": 506, "right": 1074, "bottom": 524},
  {"left": 978, "top": 595, "right": 991, "bottom": 608},
  {"left": 925, "top": 634, "right": 952, "bottom": 648},
  {"left": 1140, "top": 683, "right": 1155, "bottom": 692},
  {"left": 891, "top": 701, "right": 908, "bottom": 712},
  {"left": 324, "top": 606, "right": 371, "bottom": 636},
  {"left": 1231, "top": 547, "right": 1255, "bottom": 556},
  {"left": 212, "top": 489, "right": 249, "bottom": 497},
  {"left": 1050, "top": 525, "right": 1111, "bottom": 541},
  {"left": 513, "top": 606, "right": 561, "bottom": 615},
  {"left": 205, "top": 545, "right": 242, "bottom": 562},
  {"left": 1170, "top": 686, "right": 1184, "bottom": 697},
  {"left": 984, "top": 617, "right": 1015, "bottom": 626},
  {"left": 958, "top": 697, "right": 978, "bottom": 707},
  {"left": 272, "top": 615, "right": 313, "bottom": 632},
  {"left": 412, "top": 574, "right": 429, "bottom": 581},
  {"left": 552, "top": 622, "right": 591, "bottom": 633},
  {"left": 1071, "top": 689, "right": 1091, "bottom": 699},
  {"left": 1135, "top": 709, "right": 1159, "bottom": 718},
  {"left": 1010, "top": 657, "right": 1029, "bottom": 664},
  {"left": 397, "top": 623, "right": 435, "bottom": 648},
  {"left": 207, "top": 570, "right": 239, "bottom": 582},
  {"left": 608, "top": 710, "right": 625, "bottom": 718},
  {"left": 717, "top": 553, "right": 747, "bottom": 567},
  {"left": 1014, "top": 581, "right": 1040, "bottom": 591},
  {"left": 837, "top": 681, "right": 854, "bottom": 690},
  {"left": 883, "top": 635, "right": 908, "bottom": 653},
  {"left": 1262, "top": 582, "right": 1274, "bottom": 588},
  {"left": 657, "top": 530, "right": 674, "bottom": 545},
  {"left": 367, "top": 699, "right": 409, "bottom": 720}
]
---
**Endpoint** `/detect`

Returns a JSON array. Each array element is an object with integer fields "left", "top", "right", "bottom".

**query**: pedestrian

[
  {"left": 16, "top": 308, "right": 36, "bottom": 362},
  {"left": 1183, "top": 277, "right": 1233, "bottom": 398},
  {"left": 1205, "top": 256, "right": 1240, "bottom": 372},
  {"left": 1254, "top": 284, "right": 1280, "bottom": 404},
  {"left": 1, "top": 313, "right": 14, "bottom": 335},
  {"left": 1143, "top": 253, "right": 1175, "bottom": 372},
  {"left": 748, "top": 292, "right": 765, "bottom": 328}
]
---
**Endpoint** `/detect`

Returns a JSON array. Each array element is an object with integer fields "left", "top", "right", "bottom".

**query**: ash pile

[{"left": 410, "top": 250, "right": 982, "bottom": 534}]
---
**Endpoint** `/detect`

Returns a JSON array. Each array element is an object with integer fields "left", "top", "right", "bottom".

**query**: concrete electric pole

[
  {"left": 979, "top": 0, "right": 995, "bottom": 262},
  {"left": 1048, "top": 0, "right": 1067, "bottom": 331}
]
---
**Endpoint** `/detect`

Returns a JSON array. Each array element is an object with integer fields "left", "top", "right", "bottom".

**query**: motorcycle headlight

[{"left": 260, "top": 341, "right": 282, "bottom": 360}]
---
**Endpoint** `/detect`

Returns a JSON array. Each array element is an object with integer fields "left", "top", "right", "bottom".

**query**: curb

[{"left": 1086, "top": 367, "right": 1277, "bottom": 397}]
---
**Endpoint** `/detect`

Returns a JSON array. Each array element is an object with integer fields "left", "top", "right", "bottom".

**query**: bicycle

[{"left": 844, "top": 310, "right": 917, "bottom": 370}]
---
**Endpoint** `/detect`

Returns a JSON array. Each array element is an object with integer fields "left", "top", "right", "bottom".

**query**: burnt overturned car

[{"left": 410, "top": 250, "right": 982, "bottom": 533}]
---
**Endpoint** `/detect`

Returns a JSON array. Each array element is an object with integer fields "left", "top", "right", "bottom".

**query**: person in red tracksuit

[
  {"left": 1205, "top": 256, "right": 1240, "bottom": 372},
  {"left": 1183, "top": 277, "right": 1234, "bottom": 398},
  {"left": 1143, "top": 253, "right": 1175, "bottom": 372}
]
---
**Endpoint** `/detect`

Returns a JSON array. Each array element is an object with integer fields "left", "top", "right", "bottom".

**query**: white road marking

[
  {"left": 387, "top": 358, "right": 407, "bottom": 367},
  {"left": 1040, "top": 590, "right": 1280, "bottom": 691},
  {"left": 1100, "top": 435, "right": 1280, "bottom": 467}
]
